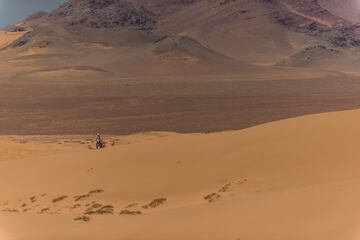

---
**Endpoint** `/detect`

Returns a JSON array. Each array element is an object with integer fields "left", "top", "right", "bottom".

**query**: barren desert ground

[
  {"left": 2, "top": 72, "right": 360, "bottom": 135},
  {"left": 1, "top": 110, "right": 360, "bottom": 239}
]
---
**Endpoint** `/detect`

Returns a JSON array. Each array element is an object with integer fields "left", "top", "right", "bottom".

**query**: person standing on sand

[{"left": 96, "top": 133, "right": 104, "bottom": 149}]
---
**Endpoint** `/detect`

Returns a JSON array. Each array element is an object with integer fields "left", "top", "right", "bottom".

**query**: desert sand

[
  {"left": 0, "top": 30, "right": 25, "bottom": 50},
  {"left": 3, "top": 0, "right": 360, "bottom": 239},
  {"left": 1, "top": 110, "right": 360, "bottom": 240}
]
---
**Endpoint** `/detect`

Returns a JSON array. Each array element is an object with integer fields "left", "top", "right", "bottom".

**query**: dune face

[
  {"left": 1, "top": 111, "right": 360, "bottom": 239},
  {"left": 0, "top": 30, "right": 26, "bottom": 50}
]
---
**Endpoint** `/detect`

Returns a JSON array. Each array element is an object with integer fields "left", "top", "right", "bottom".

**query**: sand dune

[
  {"left": 0, "top": 30, "right": 26, "bottom": 50},
  {"left": 1, "top": 110, "right": 360, "bottom": 239}
]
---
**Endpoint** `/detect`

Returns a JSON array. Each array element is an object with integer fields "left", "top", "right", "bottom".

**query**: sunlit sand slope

[
  {"left": 1, "top": 110, "right": 360, "bottom": 239},
  {"left": 0, "top": 30, "right": 25, "bottom": 50}
]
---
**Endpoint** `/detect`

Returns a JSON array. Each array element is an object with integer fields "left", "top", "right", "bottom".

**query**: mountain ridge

[{"left": 3, "top": 0, "right": 360, "bottom": 71}]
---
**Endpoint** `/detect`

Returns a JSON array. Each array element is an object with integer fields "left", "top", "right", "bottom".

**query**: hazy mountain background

[
  {"left": 0, "top": 0, "right": 65, "bottom": 27},
  {"left": 1, "top": 0, "right": 360, "bottom": 135}
]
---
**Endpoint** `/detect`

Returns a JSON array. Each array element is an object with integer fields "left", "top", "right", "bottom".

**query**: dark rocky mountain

[
  {"left": 3, "top": 0, "right": 360, "bottom": 71},
  {"left": 47, "top": 0, "right": 157, "bottom": 30}
]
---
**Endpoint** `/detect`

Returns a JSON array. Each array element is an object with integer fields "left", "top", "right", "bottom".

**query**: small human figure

[{"left": 96, "top": 133, "right": 104, "bottom": 149}]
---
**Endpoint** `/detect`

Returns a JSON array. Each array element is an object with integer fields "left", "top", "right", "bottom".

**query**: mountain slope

[
  {"left": 139, "top": 0, "right": 360, "bottom": 68},
  {"left": 0, "top": 0, "right": 265, "bottom": 77},
  {"left": 3, "top": 0, "right": 360, "bottom": 73},
  {"left": 47, "top": 0, "right": 156, "bottom": 30},
  {"left": 320, "top": 0, "right": 360, "bottom": 23}
]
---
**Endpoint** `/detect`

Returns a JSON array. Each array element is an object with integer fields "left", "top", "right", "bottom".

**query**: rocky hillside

[
  {"left": 3, "top": 0, "right": 360, "bottom": 71},
  {"left": 47, "top": 0, "right": 156, "bottom": 30}
]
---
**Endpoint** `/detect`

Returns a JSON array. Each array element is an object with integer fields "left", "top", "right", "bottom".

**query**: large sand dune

[{"left": 1, "top": 110, "right": 360, "bottom": 239}]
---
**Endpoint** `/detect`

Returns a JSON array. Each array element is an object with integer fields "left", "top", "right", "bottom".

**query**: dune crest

[{"left": 0, "top": 110, "right": 360, "bottom": 239}]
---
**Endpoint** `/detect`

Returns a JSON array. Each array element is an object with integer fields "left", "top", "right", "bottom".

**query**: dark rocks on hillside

[
  {"left": 276, "top": 44, "right": 339, "bottom": 67},
  {"left": 270, "top": 2, "right": 360, "bottom": 48},
  {"left": 305, "top": 22, "right": 330, "bottom": 34},
  {"left": 10, "top": 31, "right": 37, "bottom": 48},
  {"left": 209, "top": 0, "right": 237, "bottom": 7},
  {"left": 271, "top": 10, "right": 330, "bottom": 35},
  {"left": 304, "top": 45, "right": 338, "bottom": 52},
  {"left": 153, "top": 36, "right": 205, "bottom": 54},
  {"left": 330, "top": 35, "right": 348, "bottom": 47},
  {"left": 8, "top": 26, "right": 27, "bottom": 32},
  {"left": 271, "top": 11, "right": 298, "bottom": 28},
  {"left": 330, "top": 33, "right": 360, "bottom": 47},
  {"left": 48, "top": 0, "right": 156, "bottom": 30}
]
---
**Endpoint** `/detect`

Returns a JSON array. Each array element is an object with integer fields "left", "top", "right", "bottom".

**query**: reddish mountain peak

[{"left": 47, "top": 0, "right": 157, "bottom": 30}]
